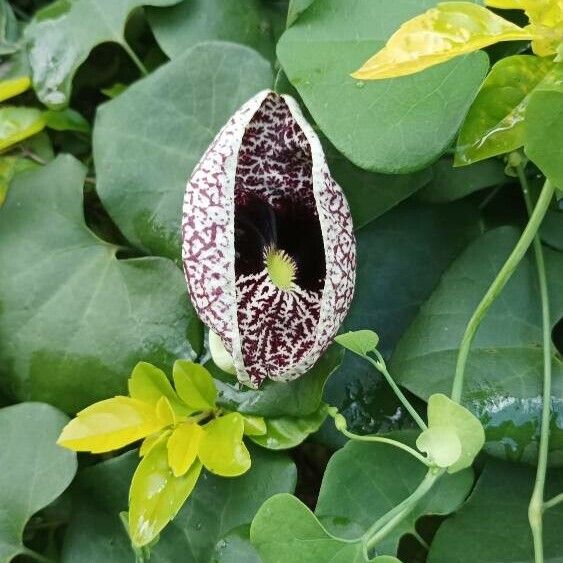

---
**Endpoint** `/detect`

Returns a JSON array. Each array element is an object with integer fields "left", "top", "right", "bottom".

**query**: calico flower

[{"left": 182, "top": 90, "right": 356, "bottom": 388}]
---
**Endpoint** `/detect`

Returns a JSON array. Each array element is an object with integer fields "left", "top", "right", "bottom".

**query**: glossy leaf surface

[
  {"left": 456, "top": 55, "right": 556, "bottom": 165},
  {"left": 24, "top": 0, "right": 182, "bottom": 108},
  {"left": 392, "top": 228, "right": 563, "bottom": 464},
  {"left": 129, "top": 436, "right": 202, "bottom": 547},
  {"left": 353, "top": 2, "right": 531, "bottom": 80}
]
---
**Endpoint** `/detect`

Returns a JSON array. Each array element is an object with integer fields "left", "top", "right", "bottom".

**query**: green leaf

[
  {"left": 525, "top": 68, "right": 563, "bottom": 189},
  {"left": 214, "top": 345, "right": 343, "bottom": 418},
  {"left": 276, "top": 0, "right": 488, "bottom": 173},
  {"left": 128, "top": 362, "right": 190, "bottom": 416},
  {"left": 129, "top": 434, "right": 202, "bottom": 547},
  {"left": 392, "top": 227, "right": 563, "bottom": 464},
  {"left": 44, "top": 108, "right": 91, "bottom": 133},
  {"left": 418, "top": 394, "right": 485, "bottom": 472},
  {"left": 0, "top": 155, "right": 199, "bottom": 413},
  {"left": 314, "top": 433, "right": 474, "bottom": 554},
  {"left": 0, "top": 106, "right": 46, "bottom": 151},
  {"left": 94, "top": 41, "right": 272, "bottom": 259},
  {"left": 352, "top": 2, "right": 530, "bottom": 80},
  {"left": 324, "top": 139, "right": 432, "bottom": 229},
  {"left": 0, "top": 156, "right": 38, "bottom": 207},
  {"left": 199, "top": 413, "right": 251, "bottom": 477},
  {"left": 249, "top": 405, "right": 328, "bottom": 450},
  {"left": 173, "top": 360, "right": 217, "bottom": 411},
  {"left": 456, "top": 55, "right": 556, "bottom": 165},
  {"left": 24, "top": 0, "right": 182, "bottom": 108},
  {"left": 0, "top": 0, "right": 19, "bottom": 55},
  {"left": 251, "top": 494, "right": 367, "bottom": 563},
  {"left": 334, "top": 330, "right": 379, "bottom": 356},
  {"left": 214, "top": 525, "right": 261, "bottom": 563},
  {"left": 147, "top": 0, "right": 276, "bottom": 62},
  {"left": 63, "top": 446, "right": 296, "bottom": 562},
  {"left": 416, "top": 426, "right": 462, "bottom": 468},
  {"left": 286, "top": 0, "right": 316, "bottom": 27},
  {"left": 320, "top": 202, "right": 479, "bottom": 445},
  {"left": 418, "top": 156, "right": 508, "bottom": 203},
  {"left": 428, "top": 460, "right": 563, "bottom": 563},
  {"left": 0, "top": 403, "right": 77, "bottom": 562}
]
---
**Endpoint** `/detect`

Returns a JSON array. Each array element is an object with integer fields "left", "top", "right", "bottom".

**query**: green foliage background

[{"left": 0, "top": 0, "right": 561, "bottom": 561}]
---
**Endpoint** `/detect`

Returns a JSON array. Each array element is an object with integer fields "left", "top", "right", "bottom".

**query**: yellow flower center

[{"left": 264, "top": 245, "right": 297, "bottom": 291}]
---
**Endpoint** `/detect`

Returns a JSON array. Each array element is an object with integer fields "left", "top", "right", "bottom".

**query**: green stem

[
  {"left": 121, "top": 41, "right": 148, "bottom": 76},
  {"left": 339, "top": 426, "right": 431, "bottom": 466},
  {"left": 517, "top": 166, "right": 553, "bottom": 563},
  {"left": 544, "top": 492, "right": 563, "bottom": 511},
  {"left": 364, "top": 469, "right": 443, "bottom": 551},
  {"left": 368, "top": 351, "right": 428, "bottom": 431},
  {"left": 451, "top": 177, "right": 555, "bottom": 403},
  {"left": 22, "top": 548, "right": 56, "bottom": 563}
]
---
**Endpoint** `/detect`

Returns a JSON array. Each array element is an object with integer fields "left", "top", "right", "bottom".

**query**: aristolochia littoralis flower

[{"left": 182, "top": 90, "right": 356, "bottom": 387}]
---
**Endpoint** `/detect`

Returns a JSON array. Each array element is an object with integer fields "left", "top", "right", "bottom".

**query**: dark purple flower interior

[
  {"left": 235, "top": 195, "right": 325, "bottom": 292},
  {"left": 232, "top": 92, "right": 327, "bottom": 383}
]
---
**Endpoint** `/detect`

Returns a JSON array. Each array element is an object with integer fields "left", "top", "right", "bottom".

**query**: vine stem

[
  {"left": 451, "top": 177, "right": 555, "bottom": 403},
  {"left": 338, "top": 426, "right": 431, "bottom": 466},
  {"left": 517, "top": 165, "right": 553, "bottom": 563},
  {"left": 368, "top": 350, "right": 428, "bottom": 431},
  {"left": 120, "top": 41, "right": 149, "bottom": 76},
  {"left": 364, "top": 469, "right": 444, "bottom": 551},
  {"left": 544, "top": 492, "right": 563, "bottom": 511}
]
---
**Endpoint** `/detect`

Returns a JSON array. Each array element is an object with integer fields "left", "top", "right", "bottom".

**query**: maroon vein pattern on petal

[{"left": 182, "top": 92, "right": 269, "bottom": 351}]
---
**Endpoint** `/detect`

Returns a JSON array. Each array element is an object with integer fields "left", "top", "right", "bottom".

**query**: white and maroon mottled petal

[{"left": 182, "top": 90, "right": 356, "bottom": 388}]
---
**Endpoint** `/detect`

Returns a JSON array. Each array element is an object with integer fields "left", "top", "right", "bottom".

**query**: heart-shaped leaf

[
  {"left": 392, "top": 227, "right": 563, "bottom": 463},
  {"left": 0, "top": 403, "right": 77, "bottom": 562},
  {"left": 0, "top": 155, "right": 199, "bottom": 413},
  {"left": 251, "top": 494, "right": 367, "bottom": 563},
  {"left": 277, "top": 0, "right": 488, "bottom": 173},
  {"left": 314, "top": 433, "right": 473, "bottom": 554},
  {"left": 24, "top": 0, "right": 182, "bottom": 108}
]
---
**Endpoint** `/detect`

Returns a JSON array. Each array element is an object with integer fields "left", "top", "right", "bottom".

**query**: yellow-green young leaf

[
  {"left": 57, "top": 396, "right": 162, "bottom": 453},
  {"left": 242, "top": 415, "right": 267, "bottom": 436},
  {"left": 198, "top": 413, "right": 251, "bottom": 477},
  {"left": 0, "top": 76, "right": 31, "bottom": 103},
  {"left": 128, "top": 362, "right": 192, "bottom": 417},
  {"left": 416, "top": 426, "right": 462, "bottom": 467},
  {"left": 173, "top": 360, "right": 217, "bottom": 411},
  {"left": 455, "top": 55, "right": 556, "bottom": 165},
  {"left": 167, "top": 422, "right": 204, "bottom": 477},
  {"left": 155, "top": 396, "right": 176, "bottom": 428},
  {"left": 140, "top": 432, "right": 163, "bottom": 458},
  {"left": 524, "top": 0, "right": 563, "bottom": 56},
  {"left": 352, "top": 2, "right": 532, "bottom": 80},
  {"left": 334, "top": 330, "right": 379, "bottom": 356},
  {"left": 485, "top": 0, "right": 524, "bottom": 8},
  {"left": 129, "top": 435, "right": 202, "bottom": 547},
  {"left": 426, "top": 394, "right": 485, "bottom": 473},
  {"left": 0, "top": 106, "right": 46, "bottom": 151}
]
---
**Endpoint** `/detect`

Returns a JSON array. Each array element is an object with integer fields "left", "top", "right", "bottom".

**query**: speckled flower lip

[{"left": 182, "top": 90, "right": 356, "bottom": 388}]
